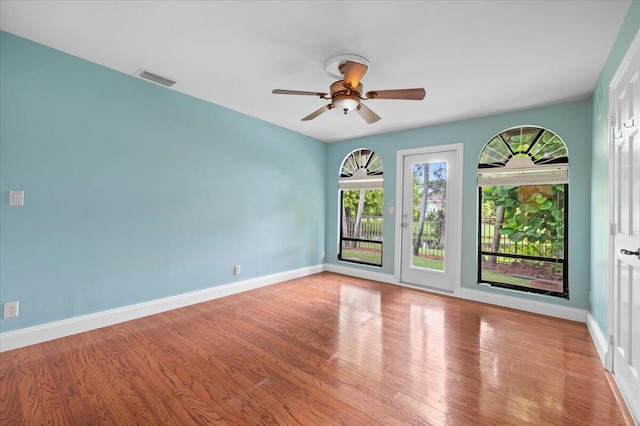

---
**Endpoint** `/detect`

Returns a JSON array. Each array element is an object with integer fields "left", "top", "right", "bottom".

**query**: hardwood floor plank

[
  {"left": 0, "top": 272, "right": 628, "bottom": 425},
  {"left": 0, "top": 350, "right": 24, "bottom": 422}
]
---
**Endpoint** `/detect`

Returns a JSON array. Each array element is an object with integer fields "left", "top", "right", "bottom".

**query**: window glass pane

[
  {"left": 529, "top": 131, "right": 569, "bottom": 164},
  {"left": 340, "top": 188, "right": 383, "bottom": 266},
  {"left": 500, "top": 127, "right": 542, "bottom": 154},
  {"left": 411, "top": 162, "right": 447, "bottom": 271},
  {"left": 479, "top": 136, "right": 511, "bottom": 166},
  {"left": 341, "top": 190, "right": 383, "bottom": 236},
  {"left": 480, "top": 255, "right": 564, "bottom": 293},
  {"left": 480, "top": 184, "right": 565, "bottom": 259},
  {"left": 340, "top": 240, "right": 382, "bottom": 266},
  {"left": 341, "top": 149, "right": 382, "bottom": 177},
  {"left": 367, "top": 155, "right": 383, "bottom": 175}
]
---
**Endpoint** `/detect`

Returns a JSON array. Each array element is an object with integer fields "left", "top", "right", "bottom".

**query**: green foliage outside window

[
  {"left": 342, "top": 189, "right": 383, "bottom": 217},
  {"left": 482, "top": 184, "right": 565, "bottom": 258}
]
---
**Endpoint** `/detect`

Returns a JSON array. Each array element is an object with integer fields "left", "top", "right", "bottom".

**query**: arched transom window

[{"left": 339, "top": 148, "right": 383, "bottom": 189}]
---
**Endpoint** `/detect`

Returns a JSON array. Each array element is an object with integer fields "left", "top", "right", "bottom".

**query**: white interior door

[
  {"left": 397, "top": 145, "right": 462, "bottom": 292},
  {"left": 609, "top": 29, "right": 640, "bottom": 422}
]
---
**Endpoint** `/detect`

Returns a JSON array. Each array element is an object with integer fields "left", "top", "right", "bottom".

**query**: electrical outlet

[
  {"left": 322, "top": 251, "right": 326, "bottom": 259},
  {"left": 234, "top": 265, "right": 241, "bottom": 275},
  {"left": 4, "top": 301, "right": 19, "bottom": 318}
]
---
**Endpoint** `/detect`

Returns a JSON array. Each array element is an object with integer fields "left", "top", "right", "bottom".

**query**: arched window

[
  {"left": 339, "top": 149, "right": 384, "bottom": 266},
  {"left": 477, "top": 126, "right": 569, "bottom": 298}
]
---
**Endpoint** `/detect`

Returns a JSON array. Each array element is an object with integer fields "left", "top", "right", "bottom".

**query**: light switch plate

[{"left": 9, "top": 190, "right": 24, "bottom": 206}]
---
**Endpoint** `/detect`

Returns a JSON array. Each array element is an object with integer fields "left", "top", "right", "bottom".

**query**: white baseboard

[
  {"left": 326, "top": 264, "right": 588, "bottom": 323},
  {"left": 0, "top": 264, "right": 324, "bottom": 353},
  {"left": 324, "top": 263, "right": 395, "bottom": 284},
  {"left": 586, "top": 313, "right": 608, "bottom": 366},
  {"left": 3, "top": 264, "right": 595, "bottom": 353},
  {"left": 459, "top": 287, "right": 588, "bottom": 322}
]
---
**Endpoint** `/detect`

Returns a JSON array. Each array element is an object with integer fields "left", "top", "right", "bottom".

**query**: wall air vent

[{"left": 135, "top": 69, "right": 176, "bottom": 87}]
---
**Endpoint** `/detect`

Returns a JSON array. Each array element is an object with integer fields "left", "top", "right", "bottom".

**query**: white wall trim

[
  {"left": 609, "top": 27, "right": 640, "bottom": 89},
  {"left": 3, "top": 263, "right": 595, "bottom": 353},
  {"left": 460, "top": 287, "right": 587, "bottom": 322},
  {"left": 328, "top": 264, "right": 586, "bottom": 323},
  {"left": 0, "top": 264, "right": 324, "bottom": 353},
  {"left": 325, "top": 263, "right": 395, "bottom": 284},
  {"left": 586, "top": 312, "right": 608, "bottom": 366}
]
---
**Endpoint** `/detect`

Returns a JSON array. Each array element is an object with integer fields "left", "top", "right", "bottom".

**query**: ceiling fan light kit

[
  {"left": 273, "top": 54, "right": 425, "bottom": 124},
  {"left": 330, "top": 80, "right": 362, "bottom": 113}
]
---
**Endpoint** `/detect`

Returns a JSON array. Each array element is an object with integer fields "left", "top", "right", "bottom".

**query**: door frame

[
  {"left": 607, "top": 27, "right": 640, "bottom": 369},
  {"left": 607, "top": 27, "right": 640, "bottom": 419},
  {"left": 394, "top": 143, "right": 464, "bottom": 295}
]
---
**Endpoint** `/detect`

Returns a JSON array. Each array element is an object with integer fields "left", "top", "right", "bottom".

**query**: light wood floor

[{"left": 0, "top": 272, "right": 627, "bottom": 425}]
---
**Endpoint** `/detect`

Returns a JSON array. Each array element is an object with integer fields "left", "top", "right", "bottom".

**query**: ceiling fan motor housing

[{"left": 331, "top": 80, "right": 363, "bottom": 113}]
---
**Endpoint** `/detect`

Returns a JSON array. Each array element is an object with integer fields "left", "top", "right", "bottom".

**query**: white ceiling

[{"left": 0, "top": 1, "right": 631, "bottom": 143}]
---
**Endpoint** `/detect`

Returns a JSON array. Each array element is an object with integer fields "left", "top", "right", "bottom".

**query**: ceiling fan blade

[
  {"left": 357, "top": 103, "right": 381, "bottom": 124},
  {"left": 343, "top": 61, "right": 368, "bottom": 89},
  {"left": 366, "top": 88, "right": 426, "bottom": 100},
  {"left": 273, "top": 89, "right": 328, "bottom": 97},
  {"left": 301, "top": 104, "right": 332, "bottom": 121}
]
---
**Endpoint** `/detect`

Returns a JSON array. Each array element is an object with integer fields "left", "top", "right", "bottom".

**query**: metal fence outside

[
  {"left": 343, "top": 216, "right": 446, "bottom": 257},
  {"left": 343, "top": 216, "right": 558, "bottom": 259}
]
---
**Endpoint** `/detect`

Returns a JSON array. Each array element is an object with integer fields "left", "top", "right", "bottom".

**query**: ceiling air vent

[{"left": 135, "top": 69, "right": 176, "bottom": 87}]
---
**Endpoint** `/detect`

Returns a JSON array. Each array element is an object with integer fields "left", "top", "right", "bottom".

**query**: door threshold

[{"left": 395, "top": 281, "right": 455, "bottom": 296}]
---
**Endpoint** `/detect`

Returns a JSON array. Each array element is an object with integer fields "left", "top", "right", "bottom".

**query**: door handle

[
  {"left": 620, "top": 248, "right": 640, "bottom": 259},
  {"left": 401, "top": 222, "right": 408, "bottom": 228}
]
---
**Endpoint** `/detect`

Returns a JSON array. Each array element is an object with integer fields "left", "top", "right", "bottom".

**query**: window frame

[
  {"left": 338, "top": 190, "right": 384, "bottom": 267},
  {"left": 476, "top": 126, "right": 569, "bottom": 298},
  {"left": 338, "top": 149, "right": 384, "bottom": 267},
  {"left": 477, "top": 184, "right": 569, "bottom": 298}
]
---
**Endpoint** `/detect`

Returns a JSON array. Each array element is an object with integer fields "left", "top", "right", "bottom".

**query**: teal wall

[
  {"left": 590, "top": 0, "right": 640, "bottom": 334},
  {"left": 2, "top": 1, "right": 638, "bottom": 336},
  {"left": 326, "top": 99, "right": 593, "bottom": 310},
  {"left": 0, "top": 32, "right": 327, "bottom": 333}
]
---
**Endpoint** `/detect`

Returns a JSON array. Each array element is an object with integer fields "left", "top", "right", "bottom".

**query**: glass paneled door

[{"left": 399, "top": 146, "right": 461, "bottom": 291}]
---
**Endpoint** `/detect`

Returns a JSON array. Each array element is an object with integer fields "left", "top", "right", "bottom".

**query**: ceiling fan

[{"left": 272, "top": 54, "right": 425, "bottom": 124}]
